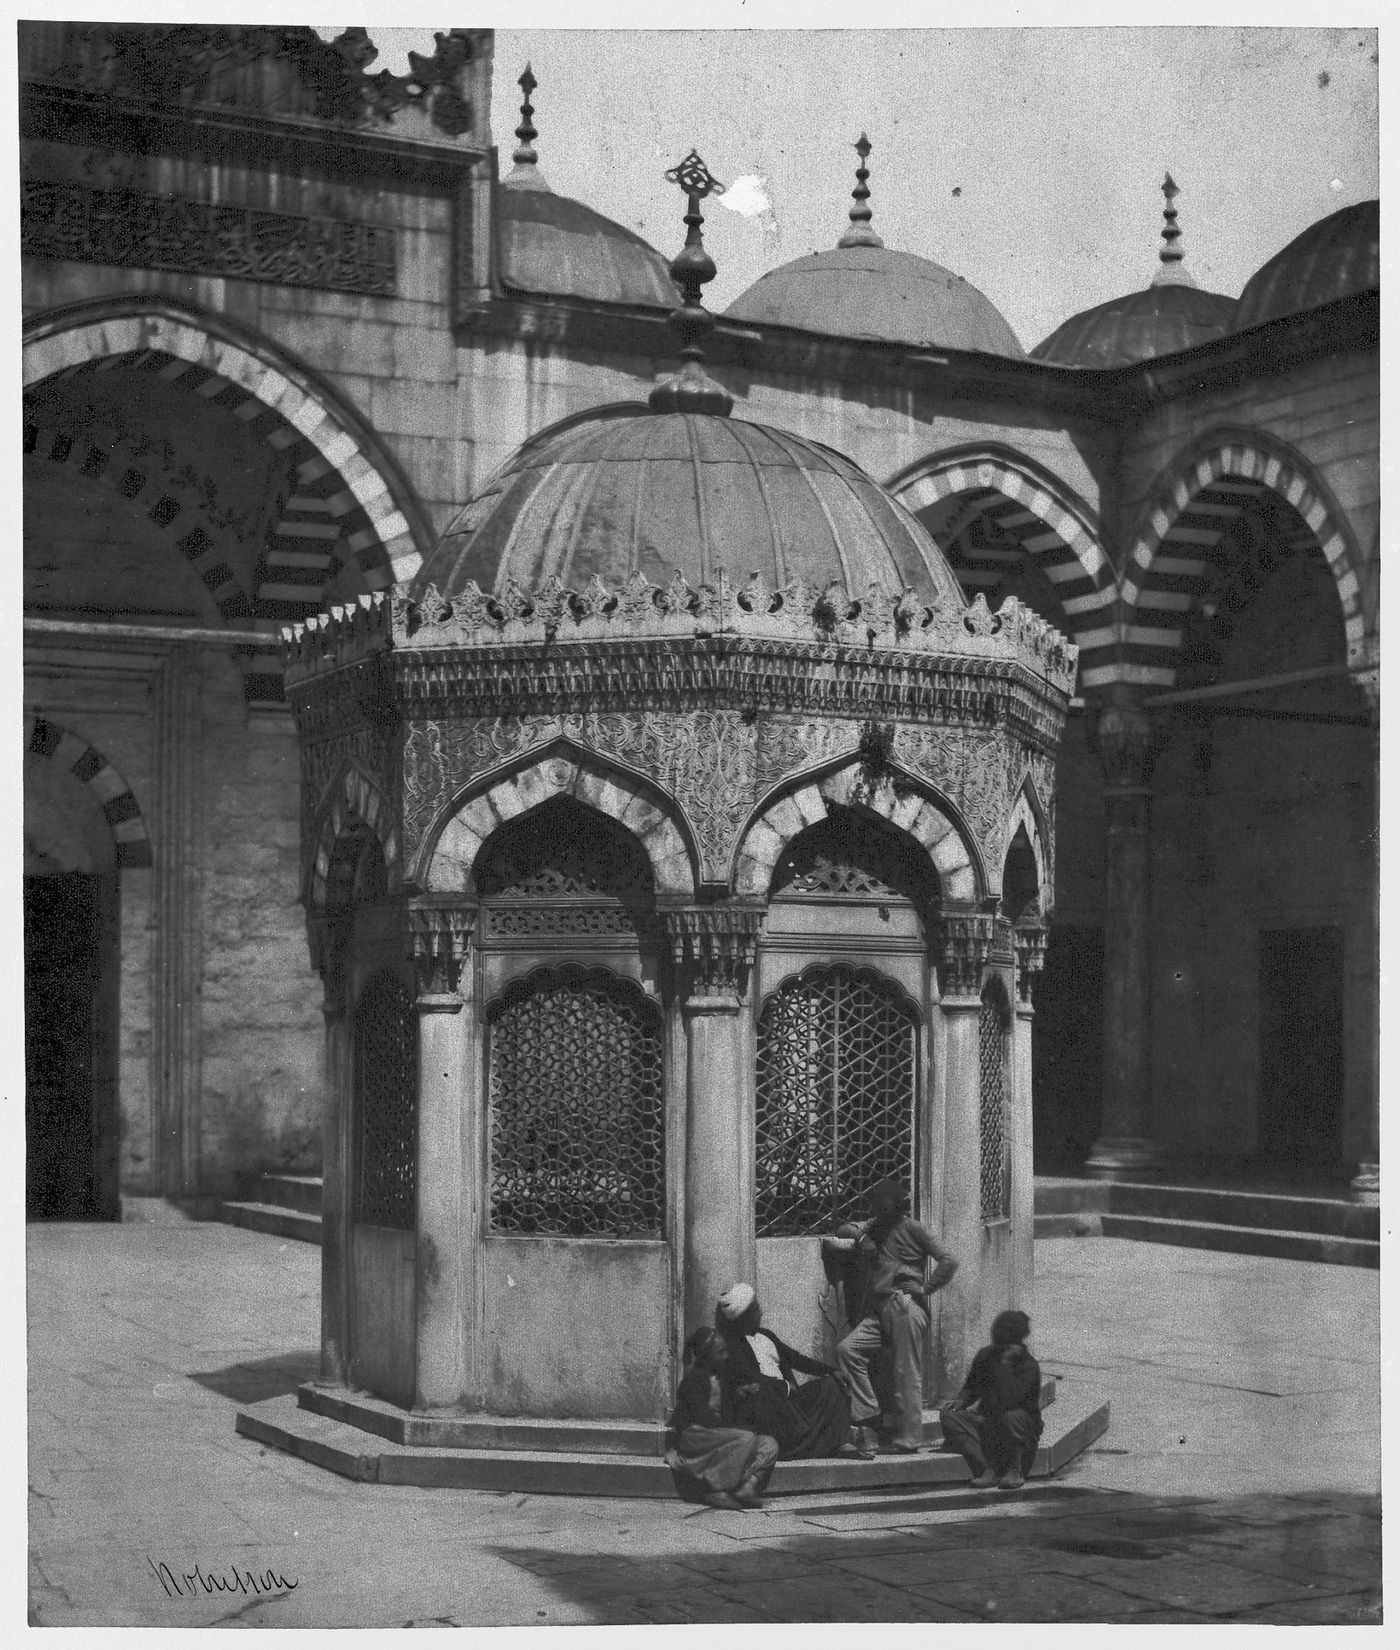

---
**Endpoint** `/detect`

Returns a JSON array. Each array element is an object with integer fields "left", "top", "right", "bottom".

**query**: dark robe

[{"left": 718, "top": 1326, "right": 851, "bottom": 1460}]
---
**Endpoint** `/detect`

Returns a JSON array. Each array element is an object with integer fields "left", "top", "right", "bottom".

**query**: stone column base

[{"left": 1083, "top": 1135, "right": 1162, "bottom": 1180}]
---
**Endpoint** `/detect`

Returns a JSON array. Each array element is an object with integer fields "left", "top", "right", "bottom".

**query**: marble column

[
  {"left": 407, "top": 900, "right": 477, "bottom": 1412},
  {"left": 1011, "top": 923, "right": 1046, "bottom": 1306},
  {"left": 311, "top": 911, "right": 352, "bottom": 1386},
  {"left": 1086, "top": 688, "right": 1162, "bottom": 1179},
  {"left": 663, "top": 904, "right": 765, "bottom": 1335},
  {"left": 933, "top": 909, "right": 994, "bottom": 1399}
]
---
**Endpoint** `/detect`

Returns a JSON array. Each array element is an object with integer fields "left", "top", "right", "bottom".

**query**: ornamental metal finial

[
  {"left": 503, "top": 63, "right": 549, "bottom": 191},
  {"left": 1151, "top": 171, "right": 1195, "bottom": 288},
  {"left": 649, "top": 149, "right": 734, "bottom": 417},
  {"left": 837, "top": 133, "right": 884, "bottom": 249}
]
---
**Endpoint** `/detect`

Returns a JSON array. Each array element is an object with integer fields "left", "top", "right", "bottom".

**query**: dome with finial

[
  {"left": 496, "top": 64, "right": 678, "bottom": 309},
  {"left": 724, "top": 136, "right": 1022, "bottom": 357},
  {"left": 415, "top": 151, "right": 965, "bottom": 607},
  {"left": 1031, "top": 174, "right": 1235, "bottom": 368},
  {"left": 1231, "top": 197, "right": 1378, "bottom": 333}
]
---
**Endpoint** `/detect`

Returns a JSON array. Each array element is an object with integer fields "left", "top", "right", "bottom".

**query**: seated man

[
  {"left": 821, "top": 1178, "right": 958, "bottom": 1456},
  {"left": 668, "top": 1327, "right": 779, "bottom": 1510},
  {"left": 713, "top": 1283, "right": 851, "bottom": 1460},
  {"left": 939, "top": 1308, "right": 1044, "bottom": 1490}
]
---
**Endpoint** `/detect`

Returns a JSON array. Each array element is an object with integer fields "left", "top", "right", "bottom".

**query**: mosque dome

[
  {"left": 415, "top": 406, "right": 966, "bottom": 606},
  {"left": 1032, "top": 175, "right": 1234, "bottom": 368},
  {"left": 494, "top": 65, "right": 676, "bottom": 310},
  {"left": 723, "top": 136, "right": 1023, "bottom": 358},
  {"left": 1231, "top": 198, "right": 1378, "bottom": 333}
]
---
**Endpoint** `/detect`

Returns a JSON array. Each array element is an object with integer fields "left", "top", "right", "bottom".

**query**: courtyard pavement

[{"left": 24, "top": 1218, "right": 1383, "bottom": 1631}]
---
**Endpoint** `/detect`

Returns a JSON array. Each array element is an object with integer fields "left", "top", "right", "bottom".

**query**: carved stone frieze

[
  {"left": 662, "top": 904, "right": 766, "bottom": 1004},
  {"left": 22, "top": 180, "right": 397, "bottom": 297},
  {"left": 893, "top": 725, "right": 1009, "bottom": 881}
]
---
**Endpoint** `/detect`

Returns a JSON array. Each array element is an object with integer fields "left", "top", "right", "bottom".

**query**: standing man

[{"left": 822, "top": 1178, "right": 959, "bottom": 1456}]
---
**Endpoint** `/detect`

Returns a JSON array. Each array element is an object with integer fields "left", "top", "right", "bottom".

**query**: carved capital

[
  {"left": 937, "top": 909, "right": 997, "bottom": 1000},
  {"left": 406, "top": 898, "right": 476, "bottom": 998},
  {"left": 662, "top": 903, "right": 766, "bottom": 1004},
  {"left": 1013, "top": 921, "right": 1048, "bottom": 1008}
]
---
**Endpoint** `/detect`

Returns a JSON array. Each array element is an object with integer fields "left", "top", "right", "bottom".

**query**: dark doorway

[
  {"left": 1032, "top": 923, "right": 1104, "bottom": 1172},
  {"left": 1258, "top": 928, "right": 1345, "bottom": 1182},
  {"left": 25, "top": 872, "right": 119, "bottom": 1220}
]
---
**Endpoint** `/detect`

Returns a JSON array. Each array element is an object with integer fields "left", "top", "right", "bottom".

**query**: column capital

[
  {"left": 406, "top": 897, "right": 477, "bottom": 998},
  {"left": 937, "top": 907, "right": 996, "bottom": 1001},
  {"left": 661, "top": 902, "right": 766, "bottom": 1006},
  {"left": 1013, "top": 920, "right": 1047, "bottom": 1011}
]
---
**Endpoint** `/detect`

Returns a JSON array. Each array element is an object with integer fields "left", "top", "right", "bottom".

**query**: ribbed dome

[
  {"left": 1232, "top": 199, "right": 1378, "bottom": 332},
  {"left": 416, "top": 408, "right": 965, "bottom": 606},
  {"left": 497, "top": 186, "right": 678, "bottom": 309},
  {"left": 1032, "top": 284, "right": 1235, "bottom": 368},
  {"left": 724, "top": 246, "right": 1023, "bottom": 358}
]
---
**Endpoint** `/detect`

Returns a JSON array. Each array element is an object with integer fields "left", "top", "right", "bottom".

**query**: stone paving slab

[{"left": 25, "top": 1222, "right": 1383, "bottom": 1628}]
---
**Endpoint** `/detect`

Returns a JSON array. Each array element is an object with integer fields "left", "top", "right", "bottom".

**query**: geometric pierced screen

[
  {"left": 771, "top": 807, "right": 937, "bottom": 911},
  {"left": 487, "top": 965, "right": 664, "bottom": 1238},
  {"left": 756, "top": 965, "right": 917, "bottom": 1237},
  {"left": 979, "top": 987, "right": 1009, "bottom": 1222},
  {"left": 353, "top": 970, "right": 417, "bottom": 1230}
]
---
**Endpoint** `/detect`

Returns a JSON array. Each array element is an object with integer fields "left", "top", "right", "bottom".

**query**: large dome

[
  {"left": 1032, "top": 284, "right": 1235, "bottom": 368},
  {"left": 415, "top": 407, "right": 965, "bottom": 607},
  {"left": 725, "top": 245, "right": 1023, "bottom": 357},
  {"left": 1232, "top": 198, "right": 1378, "bottom": 332}
]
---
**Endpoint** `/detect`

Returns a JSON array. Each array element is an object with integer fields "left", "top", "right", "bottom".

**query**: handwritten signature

[{"left": 148, "top": 1558, "right": 299, "bottom": 1600}]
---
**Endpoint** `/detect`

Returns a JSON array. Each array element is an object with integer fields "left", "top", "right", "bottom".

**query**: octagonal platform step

[{"left": 236, "top": 1387, "right": 1108, "bottom": 1498}]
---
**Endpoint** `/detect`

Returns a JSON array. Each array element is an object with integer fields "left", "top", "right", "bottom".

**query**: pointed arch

[
  {"left": 24, "top": 712, "right": 152, "bottom": 869},
  {"left": 308, "top": 766, "right": 400, "bottom": 913},
  {"left": 1111, "top": 429, "right": 1367, "bottom": 690},
  {"left": 423, "top": 750, "right": 696, "bottom": 898},
  {"left": 887, "top": 446, "right": 1115, "bottom": 681},
  {"left": 735, "top": 759, "right": 983, "bottom": 903},
  {"left": 1003, "top": 783, "right": 1049, "bottom": 918}
]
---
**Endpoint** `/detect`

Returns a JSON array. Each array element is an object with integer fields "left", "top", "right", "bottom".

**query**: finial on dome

[
  {"left": 649, "top": 150, "right": 734, "bottom": 417},
  {"left": 503, "top": 63, "right": 549, "bottom": 191},
  {"left": 1151, "top": 171, "right": 1196, "bottom": 288},
  {"left": 837, "top": 133, "right": 884, "bottom": 249}
]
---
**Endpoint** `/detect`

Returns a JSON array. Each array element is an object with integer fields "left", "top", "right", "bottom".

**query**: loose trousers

[
  {"left": 939, "top": 1405, "right": 1037, "bottom": 1477},
  {"left": 836, "top": 1293, "right": 927, "bottom": 1450}
]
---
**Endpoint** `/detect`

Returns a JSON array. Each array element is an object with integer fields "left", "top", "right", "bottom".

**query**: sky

[{"left": 362, "top": 20, "right": 1380, "bottom": 351}]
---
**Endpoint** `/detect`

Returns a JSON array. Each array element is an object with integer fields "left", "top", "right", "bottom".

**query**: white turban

[{"left": 717, "top": 1282, "right": 756, "bottom": 1321}]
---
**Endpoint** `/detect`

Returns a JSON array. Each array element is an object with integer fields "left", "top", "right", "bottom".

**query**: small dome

[
  {"left": 496, "top": 187, "right": 678, "bottom": 309},
  {"left": 725, "top": 245, "right": 1023, "bottom": 357},
  {"left": 1032, "top": 284, "right": 1235, "bottom": 368},
  {"left": 415, "top": 407, "right": 965, "bottom": 607},
  {"left": 1232, "top": 198, "right": 1378, "bottom": 332}
]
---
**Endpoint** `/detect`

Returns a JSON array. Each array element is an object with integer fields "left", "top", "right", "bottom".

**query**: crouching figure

[
  {"left": 939, "top": 1308, "right": 1044, "bottom": 1489},
  {"left": 667, "top": 1327, "right": 779, "bottom": 1510}
]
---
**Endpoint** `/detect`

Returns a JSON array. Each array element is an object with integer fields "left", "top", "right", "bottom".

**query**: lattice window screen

[
  {"left": 353, "top": 970, "right": 417, "bottom": 1230},
  {"left": 979, "top": 987, "right": 1009, "bottom": 1221},
  {"left": 756, "top": 965, "right": 917, "bottom": 1237},
  {"left": 488, "top": 966, "right": 664, "bottom": 1238}
]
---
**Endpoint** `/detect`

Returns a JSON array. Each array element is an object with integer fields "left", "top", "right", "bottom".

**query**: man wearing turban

[{"left": 713, "top": 1283, "right": 852, "bottom": 1459}]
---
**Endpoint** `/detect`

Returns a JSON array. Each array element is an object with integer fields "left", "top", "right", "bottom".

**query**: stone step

[
  {"left": 1108, "top": 1182, "right": 1377, "bottom": 1239},
  {"left": 236, "top": 1391, "right": 1109, "bottom": 1497},
  {"left": 216, "top": 1200, "right": 323, "bottom": 1246},
  {"left": 296, "top": 1379, "right": 1058, "bottom": 1456},
  {"left": 247, "top": 1173, "right": 324, "bottom": 1216},
  {"left": 1098, "top": 1212, "right": 1379, "bottom": 1269}
]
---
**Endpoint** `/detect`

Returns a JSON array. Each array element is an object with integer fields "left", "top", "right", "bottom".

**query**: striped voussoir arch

[
  {"left": 22, "top": 412, "right": 257, "bottom": 625},
  {"left": 309, "top": 767, "right": 401, "bottom": 913},
  {"left": 1118, "top": 442, "right": 1365, "bottom": 690},
  {"left": 893, "top": 456, "right": 1114, "bottom": 678},
  {"left": 23, "top": 313, "right": 422, "bottom": 698},
  {"left": 24, "top": 713, "right": 153, "bottom": 869}
]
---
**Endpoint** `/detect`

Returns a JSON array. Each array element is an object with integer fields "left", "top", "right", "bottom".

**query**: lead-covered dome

[
  {"left": 1032, "top": 174, "right": 1234, "bottom": 367},
  {"left": 494, "top": 63, "right": 676, "bottom": 309},
  {"left": 415, "top": 407, "right": 966, "bottom": 607},
  {"left": 1232, "top": 198, "right": 1378, "bottom": 333},
  {"left": 723, "top": 135, "right": 1022, "bottom": 357}
]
